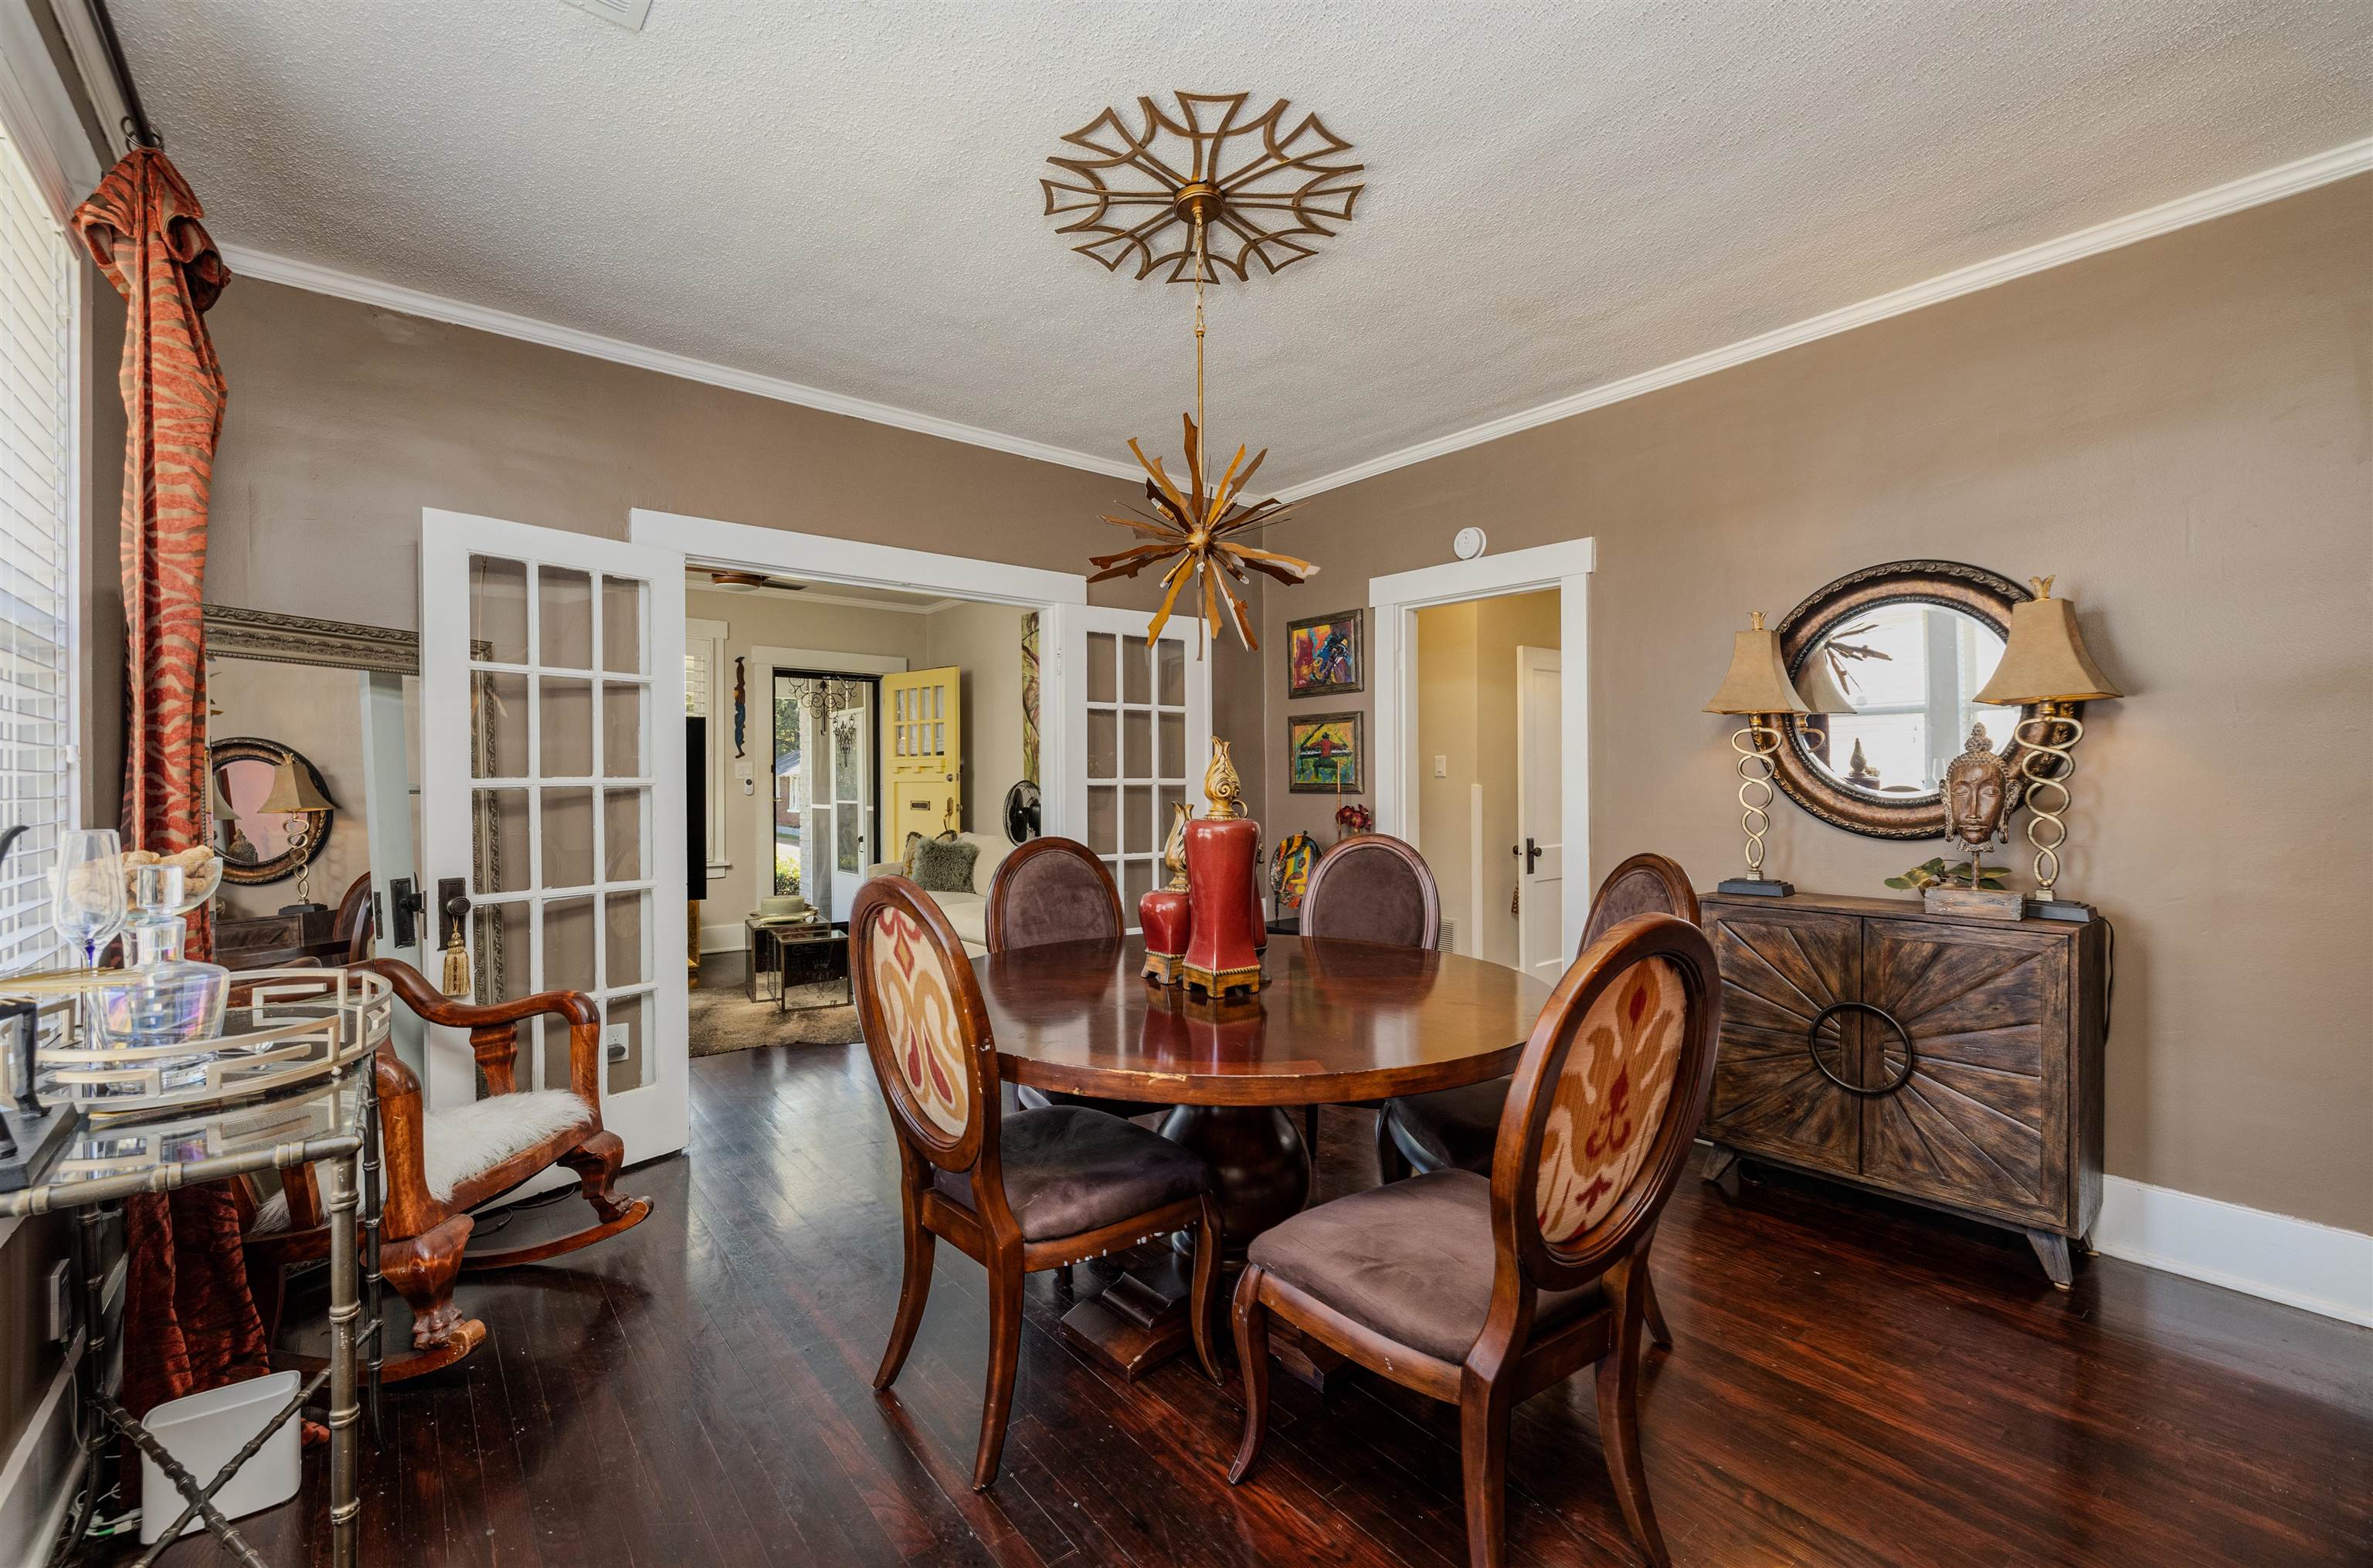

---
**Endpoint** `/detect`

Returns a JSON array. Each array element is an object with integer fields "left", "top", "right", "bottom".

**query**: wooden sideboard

[{"left": 1699, "top": 891, "right": 2107, "bottom": 1285}]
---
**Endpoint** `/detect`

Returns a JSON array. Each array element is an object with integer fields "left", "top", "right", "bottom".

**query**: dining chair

[
  {"left": 1297, "top": 832, "right": 1441, "bottom": 1163},
  {"left": 988, "top": 837, "right": 1170, "bottom": 1119},
  {"left": 853, "top": 874, "right": 1223, "bottom": 1488},
  {"left": 1379, "top": 854, "right": 1699, "bottom": 1350},
  {"left": 1382, "top": 854, "right": 1700, "bottom": 1179},
  {"left": 1228, "top": 912, "right": 1720, "bottom": 1567}
]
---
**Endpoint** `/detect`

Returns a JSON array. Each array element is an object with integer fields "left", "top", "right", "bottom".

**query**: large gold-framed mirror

[{"left": 1770, "top": 562, "right": 2045, "bottom": 840}]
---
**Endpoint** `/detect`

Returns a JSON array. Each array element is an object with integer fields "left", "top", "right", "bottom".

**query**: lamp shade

[
  {"left": 259, "top": 760, "right": 334, "bottom": 815},
  {"left": 1791, "top": 652, "right": 1858, "bottom": 715},
  {"left": 1973, "top": 579, "right": 2121, "bottom": 704},
  {"left": 1703, "top": 614, "right": 1811, "bottom": 716}
]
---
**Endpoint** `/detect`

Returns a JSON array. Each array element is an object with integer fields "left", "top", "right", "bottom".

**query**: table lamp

[
  {"left": 1704, "top": 612, "right": 1811, "bottom": 897},
  {"left": 260, "top": 760, "right": 335, "bottom": 915},
  {"left": 1973, "top": 576, "right": 2120, "bottom": 922}
]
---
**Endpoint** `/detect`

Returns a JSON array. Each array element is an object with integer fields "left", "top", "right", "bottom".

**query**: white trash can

[{"left": 137, "top": 1369, "right": 304, "bottom": 1544}]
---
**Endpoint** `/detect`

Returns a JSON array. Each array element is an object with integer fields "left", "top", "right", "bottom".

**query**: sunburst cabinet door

[
  {"left": 1706, "top": 907, "right": 1863, "bottom": 1179},
  {"left": 1859, "top": 926, "right": 2069, "bottom": 1228}
]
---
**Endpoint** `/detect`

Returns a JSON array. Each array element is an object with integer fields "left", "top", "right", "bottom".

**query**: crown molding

[
  {"left": 219, "top": 135, "right": 2373, "bottom": 504},
  {"left": 1278, "top": 134, "right": 2373, "bottom": 500},
  {"left": 215, "top": 244, "right": 1143, "bottom": 484}
]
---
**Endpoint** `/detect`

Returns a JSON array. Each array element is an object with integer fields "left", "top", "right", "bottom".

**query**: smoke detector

[{"left": 561, "top": 0, "right": 652, "bottom": 32}]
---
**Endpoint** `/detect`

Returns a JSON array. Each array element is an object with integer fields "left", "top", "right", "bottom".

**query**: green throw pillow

[{"left": 910, "top": 836, "right": 979, "bottom": 894}]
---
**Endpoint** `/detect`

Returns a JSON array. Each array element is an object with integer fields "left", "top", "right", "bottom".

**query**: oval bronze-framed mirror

[
  {"left": 1771, "top": 561, "right": 2049, "bottom": 840},
  {"left": 209, "top": 737, "right": 338, "bottom": 886}
]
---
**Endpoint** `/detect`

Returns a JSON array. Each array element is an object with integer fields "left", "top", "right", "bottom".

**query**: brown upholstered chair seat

[
  {"left": 934, "top": 1106, "right": 1211, "bottom": 1240},
  {"left": 1246, "top": 1170, "right": 1601, "bottom": 1362},
  {"left": 1381, "top": 1077, "right": 1509, "bottom": 1176}
]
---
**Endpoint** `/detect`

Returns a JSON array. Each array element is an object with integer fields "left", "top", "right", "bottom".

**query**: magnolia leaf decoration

[
  {"left": 1086, "top": 412, "right": 1317, "bottom": 650},
  {"left": 1883, "top": 857, "right": 2011, "bottom": 891}
]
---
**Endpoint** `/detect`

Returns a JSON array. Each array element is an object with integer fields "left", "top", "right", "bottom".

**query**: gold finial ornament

[
  {"left": 2032, "top": 575, "right": 2056, "bottom": 599},
  {"left": 1202, "top": 738, "right": 1244, "bottom": 820},
  {"left": 1163, "top": 802, "right": 1193, "bottom": 891}
]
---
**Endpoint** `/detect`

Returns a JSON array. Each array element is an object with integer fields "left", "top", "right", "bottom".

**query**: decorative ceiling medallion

[{"left": 1041, "top": 90, "right": 1364, "bottom": 282}]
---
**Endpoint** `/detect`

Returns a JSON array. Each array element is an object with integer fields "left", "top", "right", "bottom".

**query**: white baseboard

[
  {"left": 2092, "top": 1177, "right": 2373, "bottom": 1328},
  {"left": 1, "top": 1344, "right": 83, "bottom": 1568},
  {"left": 698, "top": 922, "right": 747, "bottom": 955}
]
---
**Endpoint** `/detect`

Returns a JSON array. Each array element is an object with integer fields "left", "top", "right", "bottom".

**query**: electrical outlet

[
  {"left": 1434, "top": 754, "right": 1448, "bottom": 778},
  {"left": 603, "top": 1024, "right": 630, "bottom": 1064}
]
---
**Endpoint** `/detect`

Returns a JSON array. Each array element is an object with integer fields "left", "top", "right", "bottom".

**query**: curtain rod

[{"left": 84, "top": 0, "right": 158, "bottom": 149}]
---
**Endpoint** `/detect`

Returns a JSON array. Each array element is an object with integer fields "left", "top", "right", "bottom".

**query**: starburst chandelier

[{"left": 1044, "top": 91, "right": 1360, "bottom": 650}]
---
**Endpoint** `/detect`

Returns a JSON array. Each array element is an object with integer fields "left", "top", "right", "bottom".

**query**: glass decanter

[{"left": 92, "top": 864, "right": 229, "bottom": 1066}]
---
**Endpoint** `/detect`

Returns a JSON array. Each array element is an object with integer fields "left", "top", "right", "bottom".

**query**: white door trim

[
  {"left": 630, "top": 511, "right": 1088, "bottom": 607},
  {"left": 1370, "top": 537, "right": 1595, "bottom": 964}
]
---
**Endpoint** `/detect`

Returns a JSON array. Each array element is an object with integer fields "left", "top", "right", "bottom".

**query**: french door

[
  {"left": 1050, "top": 607, "right": 1214, "bottom": 931},
  {"left": 419, "top": 511, "right": 689, "bottom": 1165}
]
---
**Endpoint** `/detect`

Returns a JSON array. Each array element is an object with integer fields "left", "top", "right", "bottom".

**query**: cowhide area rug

[{"left": 689, "top": 966, "right": 861, "bottom": 1057}]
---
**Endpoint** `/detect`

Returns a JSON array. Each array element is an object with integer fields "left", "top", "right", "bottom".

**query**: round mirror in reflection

[{"left": 1794, "top": 602, "right": 2019, "bottom": 799}]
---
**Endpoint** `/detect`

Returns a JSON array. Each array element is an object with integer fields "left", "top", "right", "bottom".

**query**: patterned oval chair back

[
  {"left": 850, "top": 874, "right": 999, "bottom": 1176},
  {"left": 985, "top": 837, "right": 1123, "bottom": 953},
  {"left": 1490, "top": 913, "right": 1719, "bottom": 1290},
  {"left": 1579, "top": 851, "right": 1701, "bottom": 950},
  {"left": 1299, "top": 833, "right": 1440, "bottom": 949}
]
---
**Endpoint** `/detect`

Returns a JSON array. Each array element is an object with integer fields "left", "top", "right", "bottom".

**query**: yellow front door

[{"left": 882, "top": 664, "right": 963, "bottom": 854}]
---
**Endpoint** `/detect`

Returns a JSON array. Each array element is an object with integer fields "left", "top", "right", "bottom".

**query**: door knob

[{"left": 1512, "top": 837, "right": 1543, "bottom": 873}]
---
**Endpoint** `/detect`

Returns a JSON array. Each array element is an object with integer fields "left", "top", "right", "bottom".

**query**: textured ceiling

[{"left": 113, "top": 1, "right": 2373, "bottom": 492}]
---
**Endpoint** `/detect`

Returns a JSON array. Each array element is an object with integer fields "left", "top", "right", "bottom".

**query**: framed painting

[
  {"left": 1286, "top": 609, "right": 1363, "bottom": 697},
  {"left": 1288, "top": 711, "right": 1363, "bottom": 793}
]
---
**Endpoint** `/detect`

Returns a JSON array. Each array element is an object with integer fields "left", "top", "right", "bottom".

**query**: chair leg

[
  {"left": 1227, "top": 1266, "right": 1271, "bottom": 1484},
  {"left": 1595, "top": 1266, "right": 1671, "bottom": 1566},
  {"left": 1187, "top": 1195, "right": 1222, "bottom": 1384},
  {"left": 382, "top": 1215, "right": 473, "bottom": 1349},
  {"left": 972, "top": 1251, "right": 1025, "bottom": 1491},
  {"left": 874, "top": 1200, "right": 935, "bottom": 1392},
  {"left": 558, "top": 1128, "right": 637, "bottom": 1225},
  {"left": 1373, "top": 1108, "right": 1411, "bottom": 1183},
  {"left": 1458, "top": 1376, "right": 1512, "bottom": 1568},
  {"left": 1641, "top": 1264, "right": 1674, "bottom": 1350},
  {"left": 1304, "top": 1104, "right": 1319, "bottom": 1150},
  {"left": 1054, "top": 1263, "right": 1074, "bottom": 1294}
]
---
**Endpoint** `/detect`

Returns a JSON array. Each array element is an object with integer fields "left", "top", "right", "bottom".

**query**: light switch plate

[{"left": 1434, "top": 754, "right": 1448, "bottom": 777}]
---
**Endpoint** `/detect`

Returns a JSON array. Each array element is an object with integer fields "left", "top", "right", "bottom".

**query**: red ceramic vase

[
  {"left": 1139, "top": 888, "right": 1190, "bottom": 985},
  {"left": 1180, "top": 816, "right": 1263, "bottom": 996}
]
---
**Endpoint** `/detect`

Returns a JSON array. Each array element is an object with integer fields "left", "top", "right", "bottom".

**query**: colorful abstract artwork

[
  {"left": 1286, "top": 610, "right": 1363, "bottom": 697},
  {"left": 1288, "top": 711, "right": 1363, "bottom": 792}
]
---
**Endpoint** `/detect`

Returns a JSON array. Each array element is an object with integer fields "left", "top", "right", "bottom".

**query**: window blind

[{"left": 0, "top": 125, "right": 75, "bottom": 973}]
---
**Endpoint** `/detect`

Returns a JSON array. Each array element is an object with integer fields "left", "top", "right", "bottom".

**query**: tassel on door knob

[{"left": 437, "top": 884, "right": 472, "bottom": 998}]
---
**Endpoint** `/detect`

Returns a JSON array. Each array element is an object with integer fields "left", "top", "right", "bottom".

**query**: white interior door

[
  {"left": 1516, "top": 646, "right": 1564, "bottom": 985},
  {"left": 827, "top": 697, "right": 874, "bottom": 921},
  {"left": 419, "top": 511, "right": 689, "bottom": 1166},
  {"left": 1053, "top": 607, "right": 1213, "bottom": 931}
]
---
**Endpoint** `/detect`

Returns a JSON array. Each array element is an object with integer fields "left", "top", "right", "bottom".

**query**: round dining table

[{"left": 973, "top": 932, "right": 1553, "bottom": 1379}]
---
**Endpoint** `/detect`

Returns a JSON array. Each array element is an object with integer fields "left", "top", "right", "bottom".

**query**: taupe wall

[
  {"left": 1258, "top": 176, "right": 2373, "bottom": 1231},
  {"left": 197, "top": 280, "right": 1265, "bottom": 796}
]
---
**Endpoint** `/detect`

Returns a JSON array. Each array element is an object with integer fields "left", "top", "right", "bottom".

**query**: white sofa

[{"left": 863, "top": 830, "right": 1017, "bottom": 954}]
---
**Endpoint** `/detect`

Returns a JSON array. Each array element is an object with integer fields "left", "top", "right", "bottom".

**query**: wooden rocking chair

[{"left": 244, "top": 959, "right": 654, "bottom": 1380}]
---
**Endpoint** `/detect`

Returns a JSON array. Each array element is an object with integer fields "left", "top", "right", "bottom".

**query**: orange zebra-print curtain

[
  {"left": 72, "top": 151, "right": 270, "bottom": 1437},
  {"left": 72, "top": 147, "right": 230, "bottom": 928}
]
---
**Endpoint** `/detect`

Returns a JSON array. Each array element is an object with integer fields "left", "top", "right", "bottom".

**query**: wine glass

[{"left": 52, "top": 829, "right": 126, "bottom": 969}]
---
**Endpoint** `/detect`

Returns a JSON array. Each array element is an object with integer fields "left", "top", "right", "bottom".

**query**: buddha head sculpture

[{"left": 1941, "top": 722, "right": 2015, "bottom": 850}]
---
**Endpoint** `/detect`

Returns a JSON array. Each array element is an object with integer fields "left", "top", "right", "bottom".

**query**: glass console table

[{"left": 3, "top": 1070, "right": 376, "bottom": 1567}]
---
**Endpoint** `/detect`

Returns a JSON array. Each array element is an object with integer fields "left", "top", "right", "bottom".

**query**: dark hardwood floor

[{"left": 161, "top": 1038, "right": 2371, "bottom": 1566}]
